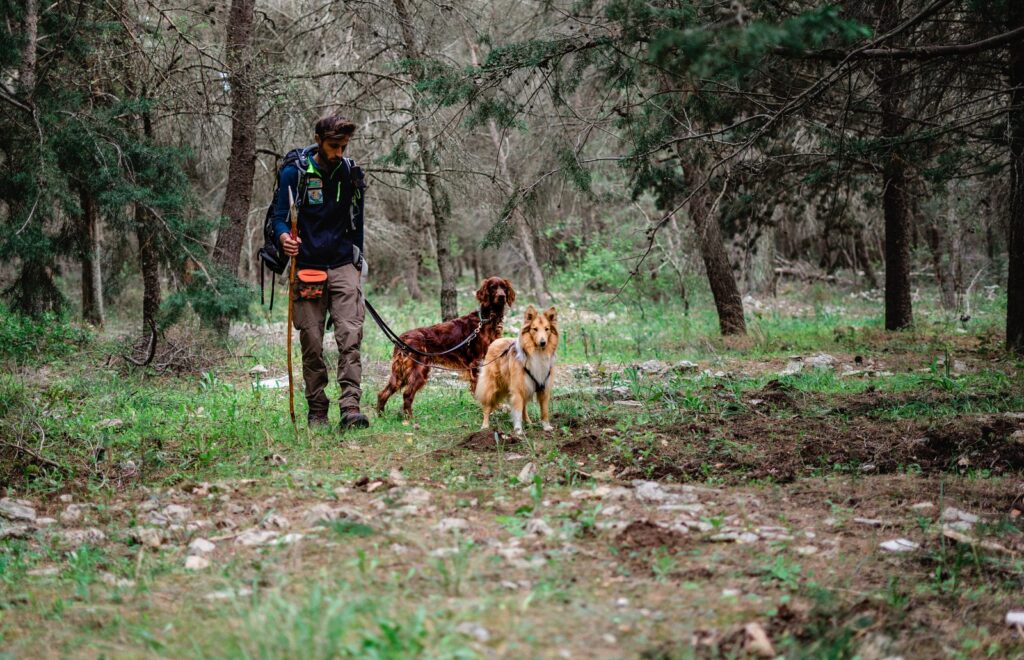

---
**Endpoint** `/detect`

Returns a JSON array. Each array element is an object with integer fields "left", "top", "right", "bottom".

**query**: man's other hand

[{"left": 280, "top": 233, "right": 301, "bottom": 257}]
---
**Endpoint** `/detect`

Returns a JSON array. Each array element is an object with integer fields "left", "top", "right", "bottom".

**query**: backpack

[
  {"left": 256, "top": 146, "right": 363, "bottom": 309},
  {"left": 257, "top": 145, "right": 314, "bottom": 310}
]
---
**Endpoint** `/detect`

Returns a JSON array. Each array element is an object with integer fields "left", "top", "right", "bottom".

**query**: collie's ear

[
  {"left": 523, "top": 304, "right": 537, "bottom": 323},
  {"left": 502, "top": 279, "right": 516, "bottom": 305},
  {"left": 476, "top": 281, "right": 488, "bottom": 304},
  {"left": 544, "top": 306, "right": 557, "bottom": 323}
]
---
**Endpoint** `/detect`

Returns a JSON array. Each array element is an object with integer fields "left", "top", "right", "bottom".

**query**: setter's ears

[{"left": 502, "top": 279, "right": 517, "bottom": 306}]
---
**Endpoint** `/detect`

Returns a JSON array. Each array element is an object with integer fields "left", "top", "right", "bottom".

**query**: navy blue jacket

[{"left": 272, "top": 147, "right": 365, "bottom": 269}]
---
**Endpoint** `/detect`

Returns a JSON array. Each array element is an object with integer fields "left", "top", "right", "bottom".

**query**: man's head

[{"left": 314, "top": 113, "right": 357, "bottom": 167}]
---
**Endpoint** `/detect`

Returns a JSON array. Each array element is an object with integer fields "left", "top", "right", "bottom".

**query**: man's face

[{"left": 316, "top": 134, "right": 351, "bottom": 166}]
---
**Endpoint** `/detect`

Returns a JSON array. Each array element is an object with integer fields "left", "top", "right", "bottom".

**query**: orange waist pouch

[{"left": 296, "top": 269, "right": 328, "bottom": 300}]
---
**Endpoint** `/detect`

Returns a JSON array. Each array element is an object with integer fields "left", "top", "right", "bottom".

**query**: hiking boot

[
  {"left": 340, "top": 408, "right": 370, "bottom": 431},
  {"left": 307, "top": 410, "right": 329, "bottom": 428}
]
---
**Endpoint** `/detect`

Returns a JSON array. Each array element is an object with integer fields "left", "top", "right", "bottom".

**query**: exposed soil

[
  {"left": 459, "top": 429, "right": 522, "bottom": 451},
  {"left": 616, "top": 520, "right": 688, "bottom": 553},
  {"left": 460, "top": 391, "right": 1024, "bottom": 485}
]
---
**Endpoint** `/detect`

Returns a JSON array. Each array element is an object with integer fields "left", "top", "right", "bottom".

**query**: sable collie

[{"left": 475, "top": 305, "right": 558, "bottom": 435}]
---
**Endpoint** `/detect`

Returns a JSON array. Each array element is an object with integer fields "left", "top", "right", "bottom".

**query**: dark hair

[{"left": 315, "top": 113, "right": 357, "bottom": 140}]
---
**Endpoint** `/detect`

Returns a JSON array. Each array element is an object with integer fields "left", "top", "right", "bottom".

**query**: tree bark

[
  {"left": 1008, "top": 5, "right": 1024, "bottom": 353},
  {"left": 877, "top": 0, "right": 913, "bottom": 330},
  {"left": 853, "top": 228, "right": 879, "bottom": 289},
  {"left": 393, "top": 0, "right": 458, "bottom": 320},
  {"left": 925, "top": 222, "right": 956, "bottom": 310},
  {"left": 79, "top": 188, "right": 103, "bottom": 326},
  {"left": 679, "top": 158, "right": 746, "bottom": 335},
  {"left": 137, "top": 203, "right": 161, "bottom": 332},
  {"left": 212, "top": 0, "right": 257, "bottom": 330},
  {"left": 19, "top": 0, "right": 37, "bottom": 94}
]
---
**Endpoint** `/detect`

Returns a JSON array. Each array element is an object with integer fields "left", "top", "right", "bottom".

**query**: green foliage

[
  {"left": 0, "top": 304, "right": 92, "bottom": 365},
  {"left": 557, "top": 148, "right": 592, "bottom": 193},
  {"left": 161, "top": 265, "right": 253, "bottom": 328}
]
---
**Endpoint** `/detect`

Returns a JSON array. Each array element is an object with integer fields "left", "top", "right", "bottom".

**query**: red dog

[{"left": 377, "top": 277, "right": 516, "bottom": 417}]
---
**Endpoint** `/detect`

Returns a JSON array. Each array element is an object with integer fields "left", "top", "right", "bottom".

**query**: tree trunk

[
  {"left": 925, "top": 222, "right": 956, "bottom": 310},
  {"left": 136, "top": 202, "right": 161, "bottom": 332},
  {"left": 393, "top": 0, "right": 458, "bottom": 320},
  {"left": 679, "top": 157, "right": 745, "bottom": 335},
  {"left": 80, "top": 188, "right": 104, "bottom": 326},
  {"left": 1008, "top": 6, "right": 1024, "bottom": 353},
  {"left": 854, "top": 228, "right": 879, "bottom": 289},
  {"left": 212, "top": 0, "right": 257, "bottom": 330},
  {"left": 877, "top": 0, "right": 913, "bottom": 330},
  {"left": 19, "top": 0, "right": 37, "bottom": 94}
]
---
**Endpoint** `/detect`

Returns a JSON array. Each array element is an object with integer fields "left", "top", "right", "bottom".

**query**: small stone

[
  {"left": 59, "top": 494, "right": 73, "bottom": 504},
  {"left": 58, "top": 528, "right": 106, "bottom": 546},
  {"left": 634, "top": 481, "right": 669, "bottom": 502},
  {"left": 273, "top": 533, "right": 304, "bottom": 545},
  {"left": 188, "top": 538, "right": 216, "bottom": 555},
  {"left": 808, "top": 353, "right": 836, "bottom": 368},
  {"left": 744, "top": 622, "right": 775, "bottom": 657},
  {"left": 780, "top": 361, "right": 803, "bottom": 376},
  {"left": 455, "top": 622, "right": 490, "bottom": 643},
  {"left": 389, "top": 468, "right": 408, "bottom": 487},
  {"left": 722, "top": 589, "right": 741, "bottom": 597},
  {"left": 131, "top": 527, "right": 163, "bottom": 548},
  {"left": 99, "top": 572, "right": 135, "bottom": 588},
  {"left": 35, "top": 517, "right": 56, "bottom": 526},
  {"left": 602, "top": 633, "right": 617, "bottom": 644},
  {"left": 162, "top": 504, "right": 192, "bottom": 523},
  {"left": 518, "top": 462, "right": 536, "bottom": 483},
  {"left": 853, "top": 517, "right": 885, "bottom": 527},
  {"left": 880, "top": 538, "right": 919, "bottom": 553},
  {"left": 60, "top": 505, "right": 84, "bottom": 524},
  {"left": 366, "top": 481, "right": 385, "bottom": 493},
  {"left": 910, "top": 502, "right": 934, "bottom": 511},
  {"left": 1006, "top": 611, "right": 1024, "bottom": 626},
  {"left": 0, "top": 498, "right": 36, "bottom": 522},
  {"left": 429, "top": 547, "right": 460, "bottom": 558},
  {"left": 615, "top": 597, "right": 630, "bottom": 608},
  {"left": 204, "top": 587, "right": 252, "bottom": 601},
  {"left": 941, "top": 507, "right": 979, "bottom": 525},
  {"left": 637, "top": 359, "right": 667, "bottom": 373},
  {"left": 737, "top": 532, "right": 759, "bottom": 544},
  {"left": 263, "top": 514, "right": 290, "bottom": 529},
  {"left": 673, "top": 360, "right": 699, "bottom": 373},
  {"left": 526, "top": 518, "right": 554, "bottom": 537},
  {"left": 437, "top": 518, "right": 469, "bottom": 534},
  {"left": 795, "top": 545, "right": 819, "bottom": 555},
  {"left": 96, "top": 418, "right": 124, "bottom": 429},
  {"left": 249, "top": 364, "right": 269, "bottom": 376},
  {"left": 0, "top": 523, "right": 32, "bottom": 540},
  {"left": 398, "top": 487, "right": 432, "bottom": 507},
  {"left": 235, "top": 529, "right": 279, "bottom": 547}
]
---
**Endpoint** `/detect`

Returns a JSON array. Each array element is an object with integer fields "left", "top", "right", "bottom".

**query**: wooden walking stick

[{"left": 286, "top": 187, "right": 299, "bottom": 431}]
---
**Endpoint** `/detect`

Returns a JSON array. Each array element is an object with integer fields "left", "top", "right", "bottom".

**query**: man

[{"left": 272, "top": 113, "right": 370, "bottom": 430}]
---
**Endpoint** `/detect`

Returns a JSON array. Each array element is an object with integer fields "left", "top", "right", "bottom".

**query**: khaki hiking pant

[{"left": 292, "top": 263, "right": 364, "bottom": 415}]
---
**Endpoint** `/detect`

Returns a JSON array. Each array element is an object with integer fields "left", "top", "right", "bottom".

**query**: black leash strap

[{"left": 364, "top": 298, "right": 490, "bottom": 359}]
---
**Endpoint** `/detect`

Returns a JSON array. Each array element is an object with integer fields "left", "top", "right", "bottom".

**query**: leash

[
  {"left": 364, "top": 298, "right": 492, "bottom": 359},
  {"left": 398, "top": 342, "right": 516, "bottom": 375}
]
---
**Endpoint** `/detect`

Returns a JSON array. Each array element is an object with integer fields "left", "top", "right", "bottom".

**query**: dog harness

[{"left": 515, "top": 338, "right": 552, "bottom": 394}]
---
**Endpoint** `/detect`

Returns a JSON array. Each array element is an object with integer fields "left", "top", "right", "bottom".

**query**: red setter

[{"left": 377, "top": 277, "right": 516, "bottom": 417}]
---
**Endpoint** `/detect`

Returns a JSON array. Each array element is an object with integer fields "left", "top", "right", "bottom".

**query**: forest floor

[{"left": 2, "top": 283, "right": 1024, "bottom": 658}]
